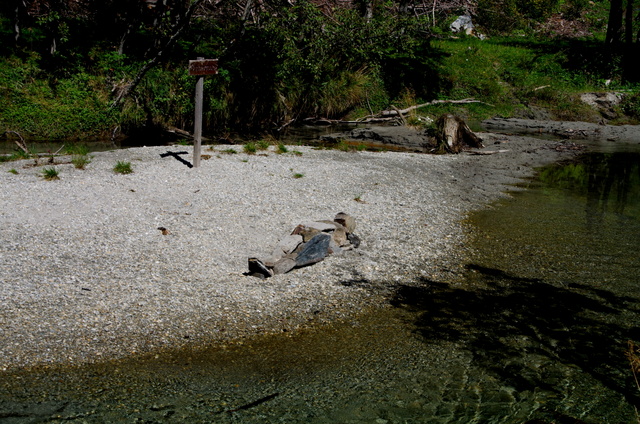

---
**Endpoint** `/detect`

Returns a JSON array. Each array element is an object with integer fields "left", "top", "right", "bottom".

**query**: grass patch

[
  {"left": 41, "top": 167, "right": 59, "bottom": 180},
  {"left": 292, "top": 172, "right": 304, "bottom": 179},
  {"left": 429, "top": 37, "right": 611, "bottom": 122},
  {"left": 7, "top": 168, "right": 18, "bottom": 174},
  {"left": 276, "top": 143, "right": 288, "bottom": 154},
  {"left": 257, "top": 139, "right": 271, "bottom": 150},
  {"left": 219, "top": 148, "right": 238, "bottom": 154},
  {"left": 72, "top": 155, "right": 91, "bottom": 169},
  {"left": 113, "top": 161, "right": 133, "bottom": 174},
  {"left": 243, "top": 142, "right": 257, "bottom": 155}
]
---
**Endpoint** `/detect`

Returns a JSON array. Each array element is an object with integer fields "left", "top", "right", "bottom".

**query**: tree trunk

[
  {"left": 625, "top": 0, "right": 634, "bottom": 46},
  {"left": 435, "top": 114, "right": 483, "bottom": 154},
  {"left": 606, "top": 0, "right": 624, "bottom": 47}
]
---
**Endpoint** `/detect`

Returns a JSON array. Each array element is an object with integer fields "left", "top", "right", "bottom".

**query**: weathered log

[{"left": 435, "top": 114, "right": 484, "bottom": 153}]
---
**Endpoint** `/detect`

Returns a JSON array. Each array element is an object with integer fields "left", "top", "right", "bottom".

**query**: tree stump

[{"left": 435, "top": 114, "right": 484, "bottom": 153}]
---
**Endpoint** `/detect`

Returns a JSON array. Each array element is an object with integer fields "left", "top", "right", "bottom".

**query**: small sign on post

[
  {"left": 189, "top": 59, "right": 218, "bottom": 76},
  {"left": 189, "top": 58, "right": 218, "bottom": 168}
]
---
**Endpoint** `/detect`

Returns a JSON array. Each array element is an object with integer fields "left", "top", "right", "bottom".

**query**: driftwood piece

[
  {"left": 378, "top": 98, "right": 489, "bottom": 118},
  {"left": 299, "top": 98, "right": 490, "bottom": 127},
  {"left": 5, "top": 131, "right": 28, "bottom": 154},
  {"left": 435, "top": 114, "right": 484, "bottom": 153}
]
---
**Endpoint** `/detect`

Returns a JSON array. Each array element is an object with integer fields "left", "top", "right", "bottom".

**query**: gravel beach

[{"left": 0, "top": 132, "right": 576, "bottom": 370}]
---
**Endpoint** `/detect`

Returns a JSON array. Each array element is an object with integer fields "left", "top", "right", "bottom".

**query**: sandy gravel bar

[{"left": 0, "top": 134, "right": 572, "bottom": 370}]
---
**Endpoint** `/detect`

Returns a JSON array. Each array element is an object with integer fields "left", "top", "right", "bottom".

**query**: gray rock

[
  {"left": 273, "top": 257, "right": 297, "bottom": 275},
  {"left": 450, "top": 14, "right": 474, "bottom": 34},
  {"left": 295, "top": 233, "right": 331, "bottom": 267}
]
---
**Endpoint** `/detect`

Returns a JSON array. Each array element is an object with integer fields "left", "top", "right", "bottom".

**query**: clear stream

[{"left": 1, "top": 144, "right": 639, "bottom": 424}]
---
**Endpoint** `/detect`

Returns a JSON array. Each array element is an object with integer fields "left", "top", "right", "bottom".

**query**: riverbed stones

[{"left": 248, "top": 213, "right": 360, "bottom": 278}]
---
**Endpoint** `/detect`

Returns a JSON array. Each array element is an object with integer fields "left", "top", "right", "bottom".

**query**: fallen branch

[
  {"left": 390, "top": 105, "right": 407, "bottom": 125},
  {"left": 379, "top": 98, "right": 491, "bottom": 117},
  {"left": 5, "top": 131, "right": 28, "bottom": 154},
  {"left": 298, "top": 98, "right": 491, "bottom": 127}
]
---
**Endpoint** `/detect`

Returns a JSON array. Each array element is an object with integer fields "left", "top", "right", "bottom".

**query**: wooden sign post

[{"left": 188, "top": 57, "right": 218, "bottom": 168}]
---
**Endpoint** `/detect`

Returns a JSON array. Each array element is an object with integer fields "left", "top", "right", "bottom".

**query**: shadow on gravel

[
  {"left": 390, "top": 264, "right": 640, "bottom": 410},
  {"left": 160, "top": 151, "right": 193, "bottom": 168}
]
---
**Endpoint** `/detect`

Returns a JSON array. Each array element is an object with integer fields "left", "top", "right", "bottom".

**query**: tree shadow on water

[{"left": 390, "top": 264, "right": 640, "bottom": 409}]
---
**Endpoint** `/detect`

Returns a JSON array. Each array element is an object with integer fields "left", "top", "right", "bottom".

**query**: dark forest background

[{"left": 1, "top": 0, "right": 639, "bottom": 140}]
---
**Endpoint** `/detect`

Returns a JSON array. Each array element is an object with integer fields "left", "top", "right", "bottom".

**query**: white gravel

[{"left": 0, "top": 137, "right": 568, "bottom": 370}]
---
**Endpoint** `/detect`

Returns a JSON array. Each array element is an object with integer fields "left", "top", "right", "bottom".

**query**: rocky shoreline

[
  {"left": 482, "top": 117, "right": 640, "bottom": 143},
  {"left": 0, "top": 130, "right": 595, "bottom": 370}
]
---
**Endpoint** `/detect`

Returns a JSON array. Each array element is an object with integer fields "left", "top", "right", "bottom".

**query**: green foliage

[
  {"left": 113, "top": 161, "right": 133, "bottom": 174},
  {"left": 431, "top": 37, "right": 606, "bottom": 122},
  {"left": 621, "top": 92, "right": 640, "bottom": 123},
  {"left": 292, "top": 172, "right": 304, "bottom": 179},
  {"left": 0, "top": 0, "right": 635, "bottom": 137},
  {"left": 7, "top": 168, "right": 18, "bottom": 174},
  {"left": 476, "top": 0, "right": 561, "bottom": 34},
  {"left": 276, "top": 143, "right": 288, "bottom": 154},
  {"left": 41, "top": 167, "right": 59, "bottom": 180},
  {"left": 0, "top": 56, "right": 117, "bottom": 139}
]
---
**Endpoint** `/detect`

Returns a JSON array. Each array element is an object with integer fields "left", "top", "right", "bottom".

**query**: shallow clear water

[{"left": 1, "top": 149, "right": 639, "bottom": 423}]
